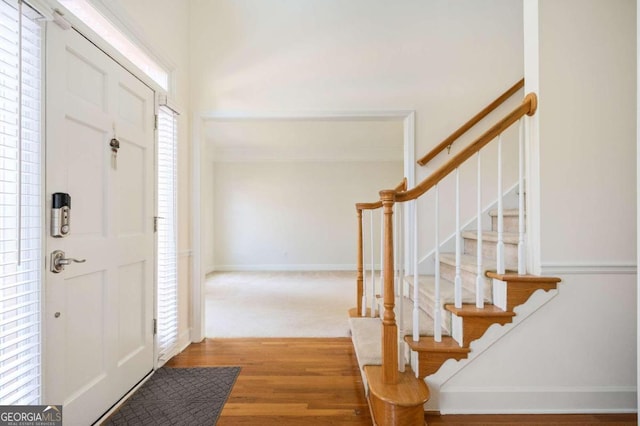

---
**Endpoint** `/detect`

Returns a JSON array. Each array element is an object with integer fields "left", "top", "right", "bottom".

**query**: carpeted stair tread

[
  {"left": 375, "top": 295, "right": 449, "bottom": 337},
  {"left": 348, "top": 316, "right": 382, "bottom": 370},
  {"left": 488, "top": 208, "right": 520, "bottom": 217},
  {"left": 461, "top": 230, "right": 519, "bottom": 244},
  {"left": 440, "top": 252, "right": 495, "bottom": 274}
]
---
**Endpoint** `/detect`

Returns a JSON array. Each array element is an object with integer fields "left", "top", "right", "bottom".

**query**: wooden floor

[
  {"left": 167, "top": 338, "right": 637, "bottom": 426},
  {"left": 166, "top": 338, "right": 373, "bottom": 425}
]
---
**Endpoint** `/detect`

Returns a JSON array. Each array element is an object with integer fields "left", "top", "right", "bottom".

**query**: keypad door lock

[
  {"left": 50, "top": 250, "right": 86, "bottom": 273},
  {"left": 51, "top": 193, "right": 71, "bottom": 237}
]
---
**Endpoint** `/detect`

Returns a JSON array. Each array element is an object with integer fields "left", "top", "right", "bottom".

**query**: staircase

[
  {"left": 348, "top": 81, "right": 561, "bottom": 425},
  {"left": 403, "top": 208, "right": 559, "bottom": 372},
  {"left": 349, "top": 204, "right": 560, "bottom": 423}
]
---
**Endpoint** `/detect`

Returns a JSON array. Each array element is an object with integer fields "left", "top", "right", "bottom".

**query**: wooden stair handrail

[
  {"left": 416, "top": 78, "right": 525, "bottom": 167},
  {"left": 396, "top": 93, "right": 537, "bottom": 203},
  {"left": 376, "top": 91, "right": 537, "bottom": 386},
  {"left": 355, "top": 178, "right": 407, "bottom": 210}
]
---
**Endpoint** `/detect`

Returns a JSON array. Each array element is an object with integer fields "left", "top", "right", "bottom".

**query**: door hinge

[
  {"left": 153, "top": 318, "right": 157, "bottom": 335},
  {"left": 154, "top": 216, "right": 164, "bottom": 232},
  {"left": 154, "top": 114, "right": 158, "bottom": 130}
]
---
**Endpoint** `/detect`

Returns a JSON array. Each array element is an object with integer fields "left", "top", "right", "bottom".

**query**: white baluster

[
  {"left": 397, "top": 203, "right": 405, "bottom": 372},
  {"left": 518, "top": 118, "right": 526, "bottom": 274},
  {"left": 413, "top": 199, "right": 420, "bottom": 342},
  {"left": 361, "top": 214, "right": 368, "bottom": 316},
  {"left": 379, "top": 208, "right": 384, "bottom": 316},
  {"left": 370, "top": 210, "right": 376, "bottom": 317},
  {"left": 395, "top": 203, "right": 401, "bottom": 296},
  {"left": 434, "top": 184, "right": 442, "bottom": 342},
  {"left": 476, "top": 151, "right": 484, "bottom": 308},
  {"left": 454, "top": 168, "right": 462, "bottom": 309},
  {"left": 496, "top": 134, "right": 505, "bottom": 274}
]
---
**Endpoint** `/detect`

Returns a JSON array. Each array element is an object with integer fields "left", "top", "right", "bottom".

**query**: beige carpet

[{"left": 205, "top": 271, "right": 354, "bottom": 337}]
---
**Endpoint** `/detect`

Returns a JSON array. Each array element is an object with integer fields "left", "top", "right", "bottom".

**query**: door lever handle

[
  {"left": 50, "top": 250, "right": 86, "bottom": 273},
  {"left": 58, "top": 257, "right": 86, "bottom": 266}
]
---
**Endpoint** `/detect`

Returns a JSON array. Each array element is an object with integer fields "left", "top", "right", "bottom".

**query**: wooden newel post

[
  {"left": 380, "top": 189, "right": 398, "bottom": 384},
  {"left": 356, "top": 208, "right": 364, "bottom": 317}
]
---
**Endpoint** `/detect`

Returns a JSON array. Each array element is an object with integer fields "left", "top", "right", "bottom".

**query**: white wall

[
  {"left": 203, "top": 118, "right": 404, "bottom": 271},
  {"left": 205, "top": 119, "right": 404, "bottom": 162},
  {"left": 438, "top": 274, "right": 637, "bottom": 413},
  {"left": 211, "top": 161, "right": 402, "bottom": 270},
  {"left": 434, "top": 0, "right": 637, "bottom": 413},
  {"left": 189, "top": 0, "right": 525, "bottom": 267},
  {"left": 108, "top": 0, "right": 192, "bottom": 348},
  {"left": 637, "top": 0, "right": 640, "bottom": 413},
  {"left": 189, "top": 0, "right": 523, "bottom": 119},
  {"left": 536, "top": 0, "right": 636, "bottom": 267}
]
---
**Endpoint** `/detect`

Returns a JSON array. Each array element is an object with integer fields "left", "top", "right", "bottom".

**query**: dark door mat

[{"left": 103, "top": 366, "right": 241, "bottom": 425}]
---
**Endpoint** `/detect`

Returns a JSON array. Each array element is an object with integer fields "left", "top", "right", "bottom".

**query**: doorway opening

[{"left": 192, "top": 111, "right": 416, "bottom": 339}]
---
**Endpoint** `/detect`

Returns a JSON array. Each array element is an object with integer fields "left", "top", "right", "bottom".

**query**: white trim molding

[
  {"left": 178, "top": 250, "right": 192, "bottom": 258},
  {"left": 42, "top": 0, "right": 173, "bottom": 95},
  {"left": 438, "top": 385, "right": 637, "bottom": 414},
  {"left": 198, "top": 110, "right": 415, "bottom": 121},
  {"left": 177, "top": 329, "right": 191, "bottom": 354},
  {"left": 211, "top": 264, "right": 359, "bottom": 273},
  {"left": 541, "top": 262, "right": 637, "bottom": 276},
  {"left": 191, "top": 111, "right": 204, "bottom": 342},
  {"left": 636, "top": 0, "right": 640, "bottom": 415}
]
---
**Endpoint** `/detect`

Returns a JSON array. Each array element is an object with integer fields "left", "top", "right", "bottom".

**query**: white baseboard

[
  {"left": 178, "top": 328, "right": 191, "bottom": 351},
  {"left": 211, "top": 264, "right": 357, "bottom": 272},
  {"left": 190, "top": 326, "right": 205, "bottom": 343},
  {"left": 438, "top": 385, "right": 637, "bottom": 414}
]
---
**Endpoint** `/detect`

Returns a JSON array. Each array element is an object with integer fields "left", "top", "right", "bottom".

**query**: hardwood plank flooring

[
  {"left": 167, "top": 338, "right": 637, "bottom": 426},
  {"left": 166, "top": 337, "right": 372, "bottom": 425}
]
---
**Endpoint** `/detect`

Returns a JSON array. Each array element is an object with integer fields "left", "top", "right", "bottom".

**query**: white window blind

[
  {"left": 0, "top": 0, "right": 42, "bottom": 405},
  {"left": 156, "top": 105, "right": 178, "bottom": 364}
]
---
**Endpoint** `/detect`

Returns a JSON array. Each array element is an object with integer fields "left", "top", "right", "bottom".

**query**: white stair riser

[
  {"left": 492, "top": 278, "right": 507, "bottom": 311},
  {"left": 491, "top": 214, "right": 520, "bottom": 233},
  {"left": 451, "top": 315, "right": 463, "bottom": 346},
  {"left": 407, "top": 283, "right": 456, "bottom": 308},
  {"left": 463, "top": 238, "right": 518, "bottom": 268}
]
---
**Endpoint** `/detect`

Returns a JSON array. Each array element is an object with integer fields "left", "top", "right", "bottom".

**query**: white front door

[{"left": 45, "top": 25, "right": 155, "bottom": 425}]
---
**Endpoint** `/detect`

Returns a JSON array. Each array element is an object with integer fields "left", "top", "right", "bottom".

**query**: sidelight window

[
  {"left": 156, "top": 104, "right": 178, "bottom": 364},
  {"left": 0, "top": 0, "right": 43, "bottom": 405}
]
